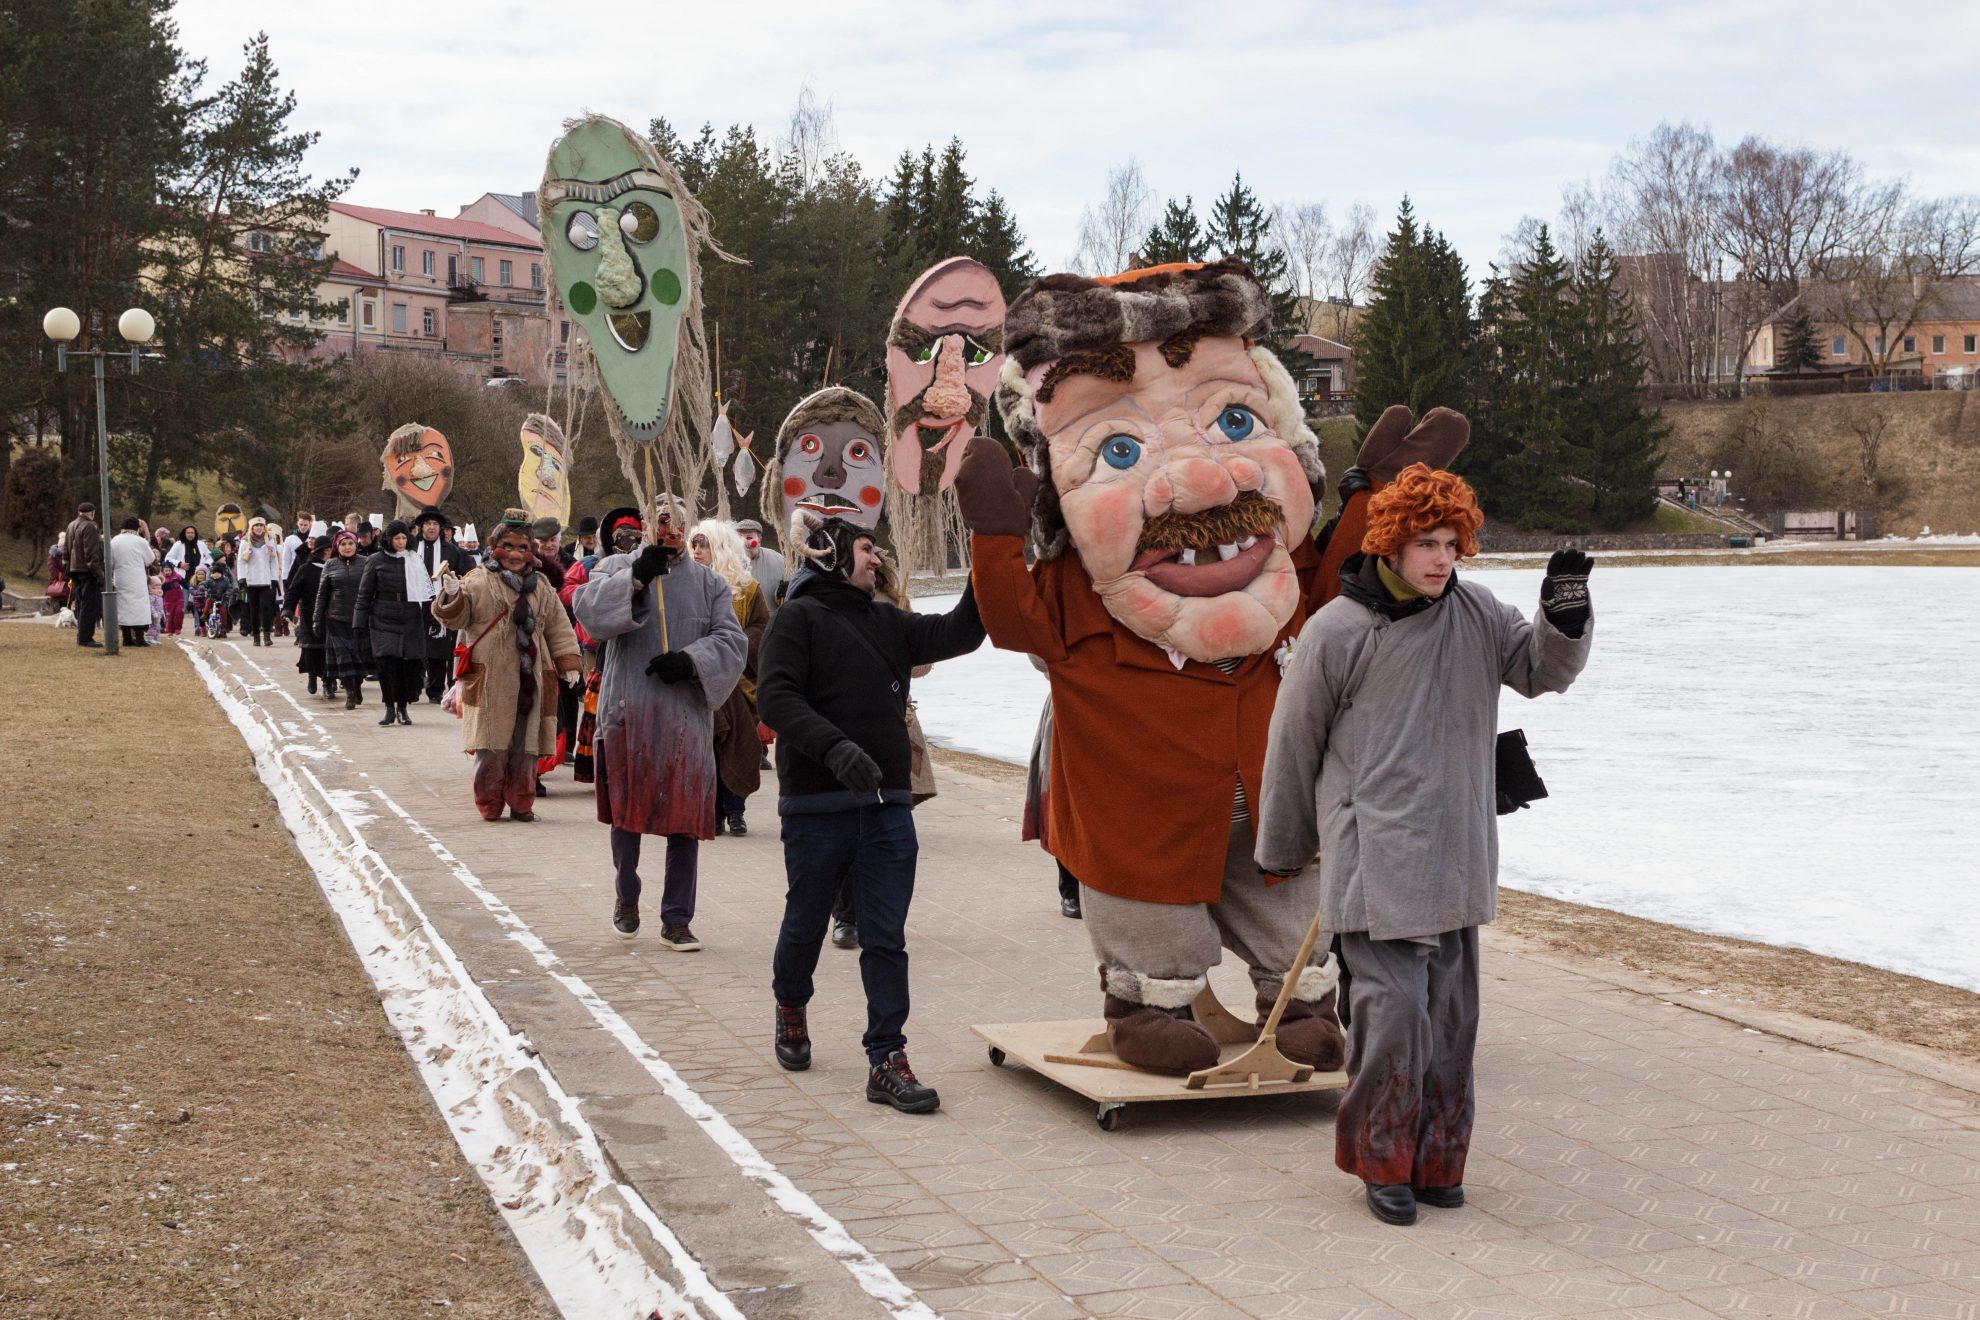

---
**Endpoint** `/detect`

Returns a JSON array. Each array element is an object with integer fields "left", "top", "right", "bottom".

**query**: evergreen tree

[
  {"left": 879, "top": 150, "right": 920, "bottom": 265},
  {"left": 1570, "top": 232, "right": 1665, "bottom": 526},
  {"left": 1205, "top": 172, "right": 1298, "bottom": 348},
  {"left": 1142, "top": 196, "right": 1205, "bottom": 265},
  {"left": 925, "top": 138, "right": 972, "bottom": 259},
  {"left": 966, "top": 190, "right": 1040, "bottom": 301},
  {"left": 1354, "top": 199, "right": 1473, "bottom": 433},
  {"left": 1775, "top": 303, "right": 1824, "bottom": 374},
  {"left": 1476, "top": 224, "right": 1585, "bottom": 531}
]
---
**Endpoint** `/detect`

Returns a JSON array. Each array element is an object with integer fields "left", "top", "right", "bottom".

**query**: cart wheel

[
  {"left": 1096, "top": 1103, "right": 1125, "bottom": 1133},
  {"left": 987, "top": 1046, "right": 1007, "bottom": 1068}
]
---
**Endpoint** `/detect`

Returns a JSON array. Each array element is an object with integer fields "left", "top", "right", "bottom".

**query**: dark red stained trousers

[{"left": 1334, "top": 927, "right": 1480, "bottom": 1190}]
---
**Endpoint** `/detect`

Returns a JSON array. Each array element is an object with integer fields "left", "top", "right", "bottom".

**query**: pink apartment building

[{"left": 293, "top": 200, "right": 570, "bottom": 385}]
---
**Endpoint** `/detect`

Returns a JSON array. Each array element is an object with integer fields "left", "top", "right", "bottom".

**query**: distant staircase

[{"left": 1660, "top": 496, "right": 1769, "bottom": 537}]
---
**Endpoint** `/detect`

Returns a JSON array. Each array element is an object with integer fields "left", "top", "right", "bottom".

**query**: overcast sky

[{"left": 175, "top": 0, "right": 1980, "bottom": 280}]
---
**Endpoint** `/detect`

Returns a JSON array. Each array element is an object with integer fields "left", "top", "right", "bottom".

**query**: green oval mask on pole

[{"left": 540, "top": 117, "right": 692, "bottom": 443}]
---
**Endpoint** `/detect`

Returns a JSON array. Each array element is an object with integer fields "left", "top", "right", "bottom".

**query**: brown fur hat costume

[{"left": 772, "top": 386, "right": 886, "bottom": 454}]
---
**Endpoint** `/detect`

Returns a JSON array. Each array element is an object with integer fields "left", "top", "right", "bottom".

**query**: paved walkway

[{"left": 194, "top": 636, "right": 1980, "bottom": 1320}]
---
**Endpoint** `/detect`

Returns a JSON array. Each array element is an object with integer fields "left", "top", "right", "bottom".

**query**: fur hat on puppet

[
  {"left": 787, "top": 507, "right": 871, "bottom": 580},
  {"left": 994, "top": 257, "right": 1323, "bottom": 560}
]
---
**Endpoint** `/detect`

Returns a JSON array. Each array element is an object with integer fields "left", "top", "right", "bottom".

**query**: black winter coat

[
  {"left": 289, "top": 560, "right": 327, "bottom": 648},
  {"left": 353, "top": 553, "right": 435, "bottom": 660},
  {"left": 756, "top": 567, "right": 983, "bottom": 812},
  {"left": 313, "top": 556, "right": 364, "bottom": 633}
]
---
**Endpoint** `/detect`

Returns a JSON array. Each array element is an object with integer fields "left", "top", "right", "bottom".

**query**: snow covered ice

[{"left": 915, "top": 566, "right": 1980, "bottom": 992}]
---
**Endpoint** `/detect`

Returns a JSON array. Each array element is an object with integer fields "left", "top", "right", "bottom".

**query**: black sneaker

[
  {"left": 726, "top": 814, "right": 747, "bottom": 837},
  {"left": 831, "top": 921, "right": 859, "bottom": 950},
  {"left": 774, "top": 1003, "right": 811, "bottom": 1071},
  {"left": 866, "top": 1051, "right": 940, "bottom": 1114},
  {"left": 613, "top": 901, "right": 639, "bottom": 939},
  {"left": 658, "top": 923, "right": 702, "bottom": 952}
]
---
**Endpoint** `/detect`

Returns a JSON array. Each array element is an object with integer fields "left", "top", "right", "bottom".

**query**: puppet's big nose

[
  {"left": 411, "top": 456, "right": 435, "bottom": 479},
  {"left": 594, "top": 207, "right": 644, "bottom": 309},
  {"left": 1163, "top": 453, "right": 1241, "bottom": 514},
  {"left": 922, "top": 336, "right": 971, "bottom": 420}
]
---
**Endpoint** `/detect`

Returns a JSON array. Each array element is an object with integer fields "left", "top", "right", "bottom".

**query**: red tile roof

[
  {"left": 328, "top": 259, "right": 383, "bottom": 281},
  {"left": 331, "top": 202, "right": 541, "bottom": 249}
]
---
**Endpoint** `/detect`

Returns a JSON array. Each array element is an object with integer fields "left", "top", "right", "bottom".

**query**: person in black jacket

[
  {"left": 315, "top": 530, "right": 369, "bottom": 708},
  {"left": 354, "top": 520, "right": 437, "bottom": 726},
  {"left": 410, "top": 508, "right": 474, "bottom": 702},
  {"left": 286, "top": 536, "right": 332, "bottom": 696},
  {"left": 756, "top": 513, "right": 985, "bottom": 1114}
]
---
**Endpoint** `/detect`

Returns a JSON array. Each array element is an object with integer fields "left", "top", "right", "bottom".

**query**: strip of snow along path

[
  {"left": 184, "top": 642, "right": 713, "bottom": 1320},
  {"left": 189, "top": 640, "right": 937, "bottom": 1320}
]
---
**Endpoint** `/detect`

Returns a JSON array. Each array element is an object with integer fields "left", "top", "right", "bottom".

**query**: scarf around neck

[
  {"left": 496, "top": 564, "right": 539, "bottom": 714},
  {"left": 394, "top": 548, "right": 435, "bottom": 602}
]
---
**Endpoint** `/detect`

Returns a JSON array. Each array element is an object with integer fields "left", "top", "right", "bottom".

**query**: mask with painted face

[
  {"left": 993, "top": 259, "right": 1325, "bottom": 665},
  {"left": 382, "top": 423, "right": 454, "bottom": 513},
  {"left": 518, "top": 414, "right": 571, "bottom": 525},
  {"left": 214, "top": 503, "right": 245, "bottom": 540},
  {"left": 886, "top": 257, "right": 1006, "bottom": 496},
  {"left": 765, "top": 387, "right": 887, "bottom": 538},
  {"left": 539, "top": 117, "right": 693, "bottom": 445}
]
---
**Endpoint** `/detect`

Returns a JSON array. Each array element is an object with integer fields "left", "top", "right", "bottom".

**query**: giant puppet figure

[
  {"left": 382, "top": 423, "right": 454, "bottom": 519},
  {"left": 882, "top": 258, "right": 1007, "bottom": 577},
  {"left": 518, "top": 413, "right": 572, "bottom": 526},
  {"left": 760, "top": 386, "right": 888, "bottom": 572},
  {"left": 953, "top": 258, "right": 1468, "bottom": 1076},
  {"left": 539, "top": 115, "right": 719, "bottom": 520}
]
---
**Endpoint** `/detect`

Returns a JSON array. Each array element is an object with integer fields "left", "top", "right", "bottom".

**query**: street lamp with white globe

[{"left": 43, "top": 305, "right": 161, "bottom": 655}]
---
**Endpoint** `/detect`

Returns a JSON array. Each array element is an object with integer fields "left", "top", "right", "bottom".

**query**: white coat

[{"left": 107, "top": 531, "right": 155, "bottom": 630}]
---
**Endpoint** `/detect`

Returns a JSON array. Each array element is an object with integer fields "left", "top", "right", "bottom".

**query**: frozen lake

[{"left": 914, "top": 566, "right": 1980, "bottom": 992}]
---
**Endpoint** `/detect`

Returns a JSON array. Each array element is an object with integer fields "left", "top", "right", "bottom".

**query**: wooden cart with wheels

[{"left": 973, "top": 916, "right": 1347, "bottom": 1132}]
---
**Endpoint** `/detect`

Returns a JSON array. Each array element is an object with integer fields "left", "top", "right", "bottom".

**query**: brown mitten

[
  {"left": 1357, "top": 405, "right": 1471, "bottom": 484},
  {"left": 1260, "top": 989, "right": 1345, "bottom": 1072},
  {"left": 954, "top": 436, "right": 1040, "bottom": 539},
  {"left": 1104, "top": 994, "right": 1220, "bottom": 1075}
]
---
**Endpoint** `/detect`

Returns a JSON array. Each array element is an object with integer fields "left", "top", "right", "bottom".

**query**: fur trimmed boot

[
  {"left": 1103, "top": 994, "right": 1219, "bottom": 1075},
  {"left": 1258, "top": 963, "right": 1346, "bottom": 1071}
]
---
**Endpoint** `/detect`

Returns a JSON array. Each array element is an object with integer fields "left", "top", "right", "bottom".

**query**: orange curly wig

[{"left": 1362, "top": 463, "right": 1484, "bottom": 559}]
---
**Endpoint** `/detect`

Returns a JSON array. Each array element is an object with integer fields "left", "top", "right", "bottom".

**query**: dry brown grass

[
  {"left": 0, "top": 623, "right": 548, "bottom": 1318},
  {"left": 1659, "top": 390, "right": 1980, "bottom": 536}
]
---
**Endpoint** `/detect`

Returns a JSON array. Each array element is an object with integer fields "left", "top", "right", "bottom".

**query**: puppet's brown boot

[
  {"left": 1259, "top": 988, "right": 1345, "bottom": 1071},
  {"left": 1103, "top": 994, "right": 1220, "bottom": 1075}
]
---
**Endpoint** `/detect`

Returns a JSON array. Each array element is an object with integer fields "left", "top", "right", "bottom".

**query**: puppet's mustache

[
  {"left": 1136, "top": 491, "right": 1286, "bottom": 553},
  {"left": 891, "top": 389, "right": 987, "bottom": 438}
]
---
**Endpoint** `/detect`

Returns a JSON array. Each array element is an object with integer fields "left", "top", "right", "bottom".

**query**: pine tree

[
  {"left": 1571, "top": 232, "right": 1665, "bottom": 527},
  {"left": 1205, "top": 172, "right": 1299, "bottom": 353},
  {"left": 1775, "top": 303, "right": 1824, "bottom": 374},
  {"left": 879, "top": 150, "right": 921, "bottom": 265},
  {"left": 925, "top": 138, "right": 972, "bottom": 259},
  {"left": 1478, "top": 224, "right": 1585, "bottom": 531},
  {"left": 1354, "top": 199, "right": 1473, "bottom": 434},
  {"left": 1142, "top": 196, "right": 1205, "bottom": 265},
  {"left": 966, "top": 190, "right": 1039, "bottom": 301}
]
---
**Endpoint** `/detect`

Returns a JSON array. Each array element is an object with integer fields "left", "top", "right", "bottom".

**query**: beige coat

[{"left": 432, "top": 567, "right": 581, "bottom": 756}]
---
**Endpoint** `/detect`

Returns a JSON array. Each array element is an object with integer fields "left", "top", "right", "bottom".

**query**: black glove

[
  {"left": 1337, "top": 465, "right": 1373, "bottom": 504},
  {"left": 1541, "top": 548, "right": 1594, "bottom": 638},
  {"left": 630, "top": 544, "right": 672, "bottom": 586},
  {"left": 645, "top": 650, "right": 696, "bottom": 684},
  {"left": 824, "top": 740, "right": 883, "bottom": 796}
]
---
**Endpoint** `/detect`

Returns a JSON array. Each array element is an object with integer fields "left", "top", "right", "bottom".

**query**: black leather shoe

[
  {"left": 1365, "top": 1183, "right": 1417, "bottom": 1225},
  {"left": 866, "top": 1051, "right": 939, "bottom": 1113},
  {"left": 726, "top": 814, "right": 747, "bottom": 837},
  {"left": 396, "top": 703, "right": 411, "bottom": 725},
  {"left": 831, "top": 921, "right": 859, "bottom": 950},
  {"left": 1060, "top": 893, "right": 1083, "bottom": 919},
  {"left": 775, "top": 1003, "right": 811, "bottom": 1071},
  {"left": 377, "top": 707, "right": 397, "bottom": 726},
  {"left": 1415, "top": 1185, "right": 1464, "bottom": 1209}
]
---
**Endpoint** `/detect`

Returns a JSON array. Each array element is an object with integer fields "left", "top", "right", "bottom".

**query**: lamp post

[{"left": 43, "top": 305, "right": 158, "bottom": 656}]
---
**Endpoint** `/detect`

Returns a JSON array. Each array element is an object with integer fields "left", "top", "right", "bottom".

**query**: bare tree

[
  {"left": 777, "top": 83, "right": 839, "bottom": 189},
  {"left": 1815, "top": 192, "right": 1980, "bottom": 377},
  {"left": 1714, "top": 137, "right": 1887, "bottom": 370},
  {"left": 1274, "top": 201, "right": 1331, "bottom": 332},
  {"left": 1319, "top": 202, "right": 1378, "bottom": 341},
  {"left": 1496, "top": 216, "right": 1546, "bottom": 277},
  {"left": 1557, "top": 180, "right": 1599, "bottom": 266},
  {"left": 1599, "top": 121, "right": 1722, "bottom": 393},
  {"left": 1072, "top": 160, "right": 1154, "bottom": 274}
]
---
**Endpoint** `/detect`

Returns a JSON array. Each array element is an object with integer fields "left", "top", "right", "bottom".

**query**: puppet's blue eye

[
  {"left": 1101, "top": 434, "right": 1142, "bottom": 470},
  {"left": 1215, "top": 407, "right": 1257, "bottom": 442}
]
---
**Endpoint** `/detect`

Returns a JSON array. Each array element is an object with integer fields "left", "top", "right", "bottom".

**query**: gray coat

[
  {"left": 1255, "top": 559, "right": 1591, "bottom": 941},
  {"left": 573, "top": 554, "right": 747, "bottom": 838}
]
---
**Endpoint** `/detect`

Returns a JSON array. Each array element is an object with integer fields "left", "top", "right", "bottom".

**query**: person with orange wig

[{"left": 1256, "top": 462, "right": 1595, "bottom": 1226}]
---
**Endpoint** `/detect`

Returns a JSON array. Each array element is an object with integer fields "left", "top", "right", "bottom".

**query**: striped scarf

[{"left": 497, "top": 565, "right": 538, "bottom": 715}]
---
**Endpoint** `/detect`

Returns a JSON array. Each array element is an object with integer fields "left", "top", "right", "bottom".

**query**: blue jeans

[{"left": 772, "top": 804, "right": 917, "bottom": 1063}]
